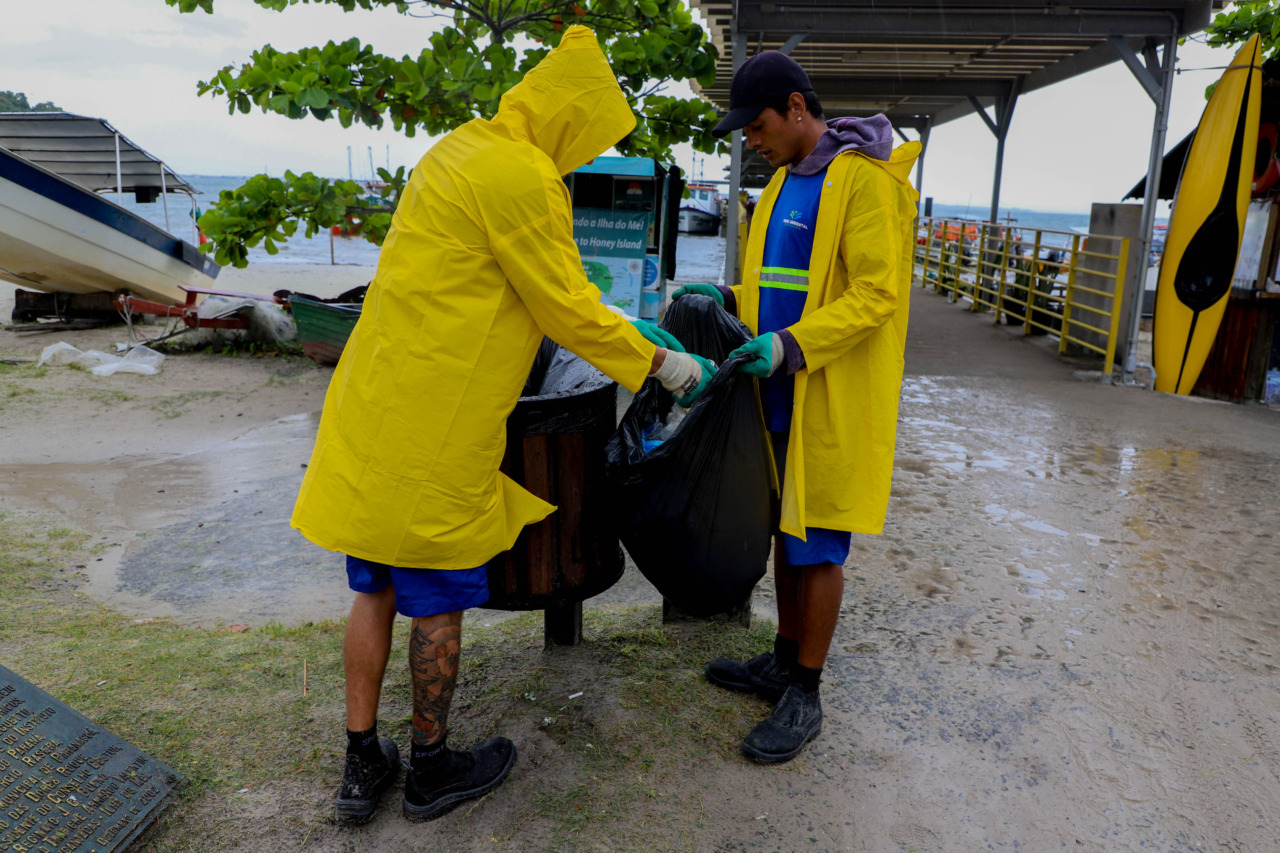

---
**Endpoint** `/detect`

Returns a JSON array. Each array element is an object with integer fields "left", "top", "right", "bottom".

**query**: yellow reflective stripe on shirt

[{"left": 760, "top": 266, "right": 809, "bottom": 290}]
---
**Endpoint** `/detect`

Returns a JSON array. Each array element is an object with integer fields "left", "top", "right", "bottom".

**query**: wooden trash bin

[{"left": 486, "top": 346, "right": 623, "bottom": 645}]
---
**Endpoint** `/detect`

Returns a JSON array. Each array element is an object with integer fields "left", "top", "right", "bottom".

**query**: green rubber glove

[
  {"left": 673, "top": 354, "right": 716, "bottom": 408},
  {"left": 671, "top": 284, "right": 724, "bottom": 306},
  {"left": 726, "top": 333, "right": 783, "bottom": 378},
  {"left": 630, "top": 319, "right": 686, "bottom": 353}
]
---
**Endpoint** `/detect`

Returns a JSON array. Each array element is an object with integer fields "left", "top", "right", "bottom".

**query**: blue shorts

[
  {"left": 770, "top": 432, "right": 853, "bottom": 568},
  {"left": 346, "top": 556, "right": 490, "bottom": 618}
]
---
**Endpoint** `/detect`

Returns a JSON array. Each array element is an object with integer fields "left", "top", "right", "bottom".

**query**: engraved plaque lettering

[{"left": 0, "top": 665, "right": 181, "bottom": 852}]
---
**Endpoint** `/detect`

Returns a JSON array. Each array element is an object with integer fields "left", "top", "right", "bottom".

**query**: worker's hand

[
  {"left": 671, "top": 284, "right": 724, "bottom": 306},
  {"left": 652, "top": 350, "right": 716, "bottom": 407},
  {"left": 673, "top": 354, "right": 716, "bottom": 407},
  {"left": 631, "top": 319, "right": 686, "bottom": 353},
  {"left": 725, "top": 333, "right": 784, "bottom": 378}
]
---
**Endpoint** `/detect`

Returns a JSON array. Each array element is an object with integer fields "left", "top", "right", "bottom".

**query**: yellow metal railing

[{"left": 913, "top": 217, "right": 1130, "bottom": 377}]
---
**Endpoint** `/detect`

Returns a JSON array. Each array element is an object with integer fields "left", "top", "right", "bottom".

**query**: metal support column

[
  {"left": 970, "top": 84, "right": 1020, "bottom": 226},
  {"left": 915, "top": 118, "right": 933, "bottom": 207},
  {"left": 544, "top": 601, "right": 583, "bottom": 648},
  {"left": 1113, "top": 34, "right": 1178, "bottom": 385},
  {"left": 723, "top": 30, "right": 747, "bottom": 287},
  {"left": 159, "top": 163, "right": 170, "bottom": 233},
  {"left": 113, "top": 133, "right": 123, "bottom": 205}
]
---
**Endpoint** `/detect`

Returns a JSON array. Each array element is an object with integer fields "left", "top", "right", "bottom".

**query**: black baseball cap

[{"left": 711, "top": 51, "right": 814, "bottom": 138}]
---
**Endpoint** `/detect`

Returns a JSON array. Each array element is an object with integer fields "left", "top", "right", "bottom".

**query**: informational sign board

[
  {"left": 0, "top": 665, "right": 181, "bottom": 852},
  {"left": 572, "top": 208, "right": 650, "bottom": 311},
  {"left": 1234, "top": 200, "right": 1277, "bottom": 291}
]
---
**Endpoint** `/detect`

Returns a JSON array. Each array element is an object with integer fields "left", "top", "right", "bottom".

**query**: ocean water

[
  {"left": 118, "top": 175, "right": 732, "bottom": 277},
  {"left": 112, "top": 175, "right": 1097, "bottom": 274},
  {"left": 926, "top": 202, "right": 1093, "bottom": 235},
  {"left": 115, "top": 175, "right": 382, "bottom": 267}
]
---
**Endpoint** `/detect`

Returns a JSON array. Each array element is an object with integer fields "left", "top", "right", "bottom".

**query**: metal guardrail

[{"left": 913, "top": 217, "right": 1130, "bottom": 378}]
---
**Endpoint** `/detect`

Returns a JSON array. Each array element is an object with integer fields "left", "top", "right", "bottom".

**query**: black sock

[
  {"left": 410, "top": 736, "right": 450, "bottom": 776},
  {"left": 791, "top": 663, "right": 822, "bottom": 694},
  {"left": 773, "top": 634, "right": 799, "bottom": 671},
  {"left": 346, "top": 725, "right": 380, "bottom": 761}
]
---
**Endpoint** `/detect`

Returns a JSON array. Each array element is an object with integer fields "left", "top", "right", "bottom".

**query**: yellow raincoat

[
  {"left": 733, "top": 143, "right": 920, "bottom": 538},
  {"left": 291, "top": 26, "right": 655, "bottom": 569}
]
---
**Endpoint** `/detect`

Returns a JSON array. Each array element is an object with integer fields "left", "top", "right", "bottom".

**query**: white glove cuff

[
  {"left": 770, "top": 333, "right": 785, "bottom": 374},
  {"left": 652, "top": 350, "right": 700, "bottom": 398}
]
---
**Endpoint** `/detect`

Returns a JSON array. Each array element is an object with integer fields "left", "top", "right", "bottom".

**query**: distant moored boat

[{"left": 678, "top": 183, "right": 723, "bottom": 234}]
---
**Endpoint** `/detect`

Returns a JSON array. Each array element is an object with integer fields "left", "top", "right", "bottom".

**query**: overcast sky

[{"left": 3, "top": 0, "right": 1242, "bottom": 213}]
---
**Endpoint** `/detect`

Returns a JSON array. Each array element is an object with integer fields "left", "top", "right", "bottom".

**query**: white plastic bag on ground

[
  {"left": 36, "top": 341, "right": 84, "bottom": 367},
  {"left": 38, "top": 342, "right": 165, "bottom": 376}
]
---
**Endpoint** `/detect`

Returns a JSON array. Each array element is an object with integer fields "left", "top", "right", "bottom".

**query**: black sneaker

[
  {"left": 402, "top": 737, "right": 516, "bottom": 822},
  {"left": 741, "top": 685, "right": 823, "bottom": 764},
  {"left": 335, "top": 737, "right": 401, "bottom": 824},
  {"left": 705, "top": 651, "right": 790, "bottom": 702}
]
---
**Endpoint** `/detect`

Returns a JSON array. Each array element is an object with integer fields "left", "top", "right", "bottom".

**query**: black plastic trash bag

[{"left": 606, "top": 295, "right": 774, "bottom": 616}]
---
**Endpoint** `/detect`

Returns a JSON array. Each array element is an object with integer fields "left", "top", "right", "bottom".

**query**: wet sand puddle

[
  {"left": 0, "top": 413, "right": 349, "bottom": 626},
  {"left": 794, "top": 374, "right": 1280, "bottom": 852}
]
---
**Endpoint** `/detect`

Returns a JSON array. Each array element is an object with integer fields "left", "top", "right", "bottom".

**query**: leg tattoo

[{"left": 410, "top": 620, "right": 461, "bottom": 747}]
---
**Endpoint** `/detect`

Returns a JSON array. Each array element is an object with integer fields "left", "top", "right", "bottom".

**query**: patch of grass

[
  {"left": 1, "top": 512, "right": 775, "bottom": 853},
  {"left": 264, "top": 361, "right": 316, "bottom": 385},
  {"left": 193, "top": 340, "right": 305, "bottom": 359},
  {"left": 0, "top": 512, "right": 348, "bottom": 810},
  {"left": 149, "top": 390, "right": 228, "bottom": 418},
  {"left": 0, "top": 363, "right": 47, "bottom": 400},
  {"left": 84, "top": 388, "right": 135, "bottom": 405},
  {"left": 453, "top": 608, "right": 774, "bottom": 850}
]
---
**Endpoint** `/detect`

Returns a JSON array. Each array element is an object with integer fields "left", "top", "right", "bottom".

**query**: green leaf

[
  {"left": 188, "top": 0, "right": 724, "bottom": 258},
  {"left": 298, "top": 87, "right": 330, "bottom": 108}
]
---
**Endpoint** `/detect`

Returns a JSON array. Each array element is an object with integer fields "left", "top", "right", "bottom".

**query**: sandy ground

[{"left": 3, "top": 266, "right": 1280, "bottom": 850}]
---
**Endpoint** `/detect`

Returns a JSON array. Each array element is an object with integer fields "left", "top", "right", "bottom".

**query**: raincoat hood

[
  {"left": 792, "top": 114, "right": 894, "bottom": 176},
  {"left": 492, "top": 25, "right": 636, "bottom": 176}
]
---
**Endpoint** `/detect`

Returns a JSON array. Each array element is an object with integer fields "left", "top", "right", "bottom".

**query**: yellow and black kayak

[{"left": 1153, "top": 34, "right": 1262, "bottom": 395}]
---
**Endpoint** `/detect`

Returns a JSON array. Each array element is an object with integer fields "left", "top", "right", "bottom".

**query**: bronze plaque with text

[{"left": 1, "top": 665, "right": 181, "bottom": 852}]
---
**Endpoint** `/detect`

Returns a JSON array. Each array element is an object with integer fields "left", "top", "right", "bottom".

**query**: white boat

[
  {"left": 0, "top": 113, "right": 218, "bottom": 308},
  {"left": 679, "top": 183, "right": 723, "bottom": 234}
]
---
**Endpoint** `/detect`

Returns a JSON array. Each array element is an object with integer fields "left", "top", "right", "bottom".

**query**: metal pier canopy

[
  {"left": 691, "top": 0, "right": 1228, "bottom": 380},
  {"left": 691, "top": 1, "right": 1225, "bottom": 187}
]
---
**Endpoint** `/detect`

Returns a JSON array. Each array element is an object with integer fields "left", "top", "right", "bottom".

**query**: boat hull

[
  {"left": 678, "top": 207, "right": 720, "bottom": 235},
  {"left": 289, "top": 297, "right": 361, "bottom": 366},
  {"left": 0, "top": 148, "right": 218, "bottom": 306},
  {"left": 1153, "top": 36, "right": 1261, "bottom": 395}
]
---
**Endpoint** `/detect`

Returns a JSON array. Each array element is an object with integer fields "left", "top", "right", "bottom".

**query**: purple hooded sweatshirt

[{"left": 720, "top": 114, "right": 896, "bottom": 374}]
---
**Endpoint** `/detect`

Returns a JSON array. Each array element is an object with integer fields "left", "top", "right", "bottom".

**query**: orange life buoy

[{"left": 1253, "top": 122, "right": 1279, "bottom": 195}]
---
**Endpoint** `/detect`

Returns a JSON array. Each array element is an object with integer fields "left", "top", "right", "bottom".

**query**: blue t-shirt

[{"left": 758, "top": 169, "right": 826, "bottom": 432}]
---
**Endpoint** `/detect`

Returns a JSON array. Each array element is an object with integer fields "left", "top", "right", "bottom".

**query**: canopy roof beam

[
  {"left": 965, "top": 82, "right": 1022, "bottom": 226},
  {"left": 732, "top": 8, "right": 1191, "bottom": 39},
  {"left": 1110, "top": 35, "right": 1166, "bottom": 103},
  {"left": 779, "top": 33, "right": 806, "bottom": 55}
]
